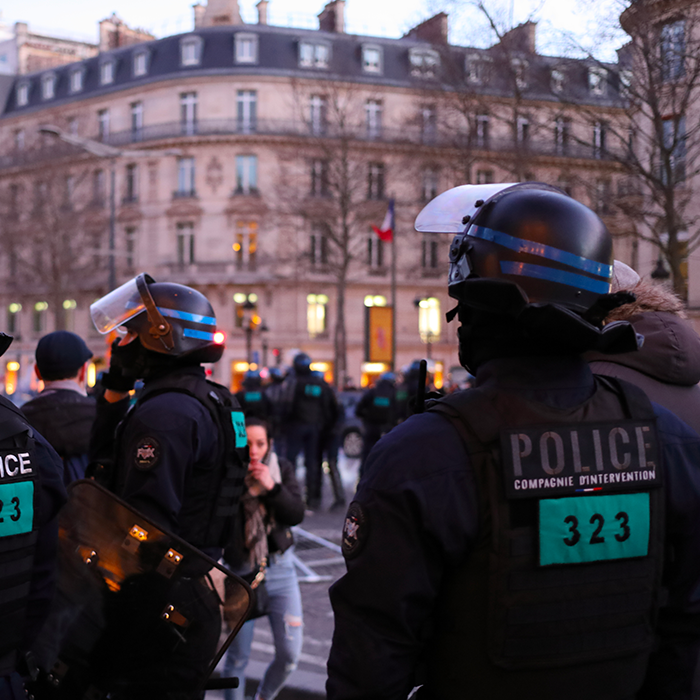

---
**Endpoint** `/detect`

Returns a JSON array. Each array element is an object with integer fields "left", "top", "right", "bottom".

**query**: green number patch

[
  {"left": 539, "top": 493, "right": 649, "bottom": 567},
  {"left": 231, "top": 411, "right": 248, "bottom": 448},
  {"left": 0, "top": 481, "right": 34, "bottom": 537}
]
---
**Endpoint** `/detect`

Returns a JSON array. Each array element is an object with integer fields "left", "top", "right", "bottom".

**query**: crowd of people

[{"left": 5, "top": 180, "right": 700, "bottom": 700}]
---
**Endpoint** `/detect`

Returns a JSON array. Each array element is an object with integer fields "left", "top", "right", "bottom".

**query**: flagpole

[{"left": 390, "top": 198, "right": 397, "bottom": 372}]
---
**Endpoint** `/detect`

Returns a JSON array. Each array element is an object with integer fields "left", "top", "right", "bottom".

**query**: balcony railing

[{"left": 0, "top": 119, "right": 623, "bottom": 171}]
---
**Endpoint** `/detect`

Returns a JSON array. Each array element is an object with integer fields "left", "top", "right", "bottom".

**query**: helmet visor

[
  {"left": 415, "top": 183, "right": 519, "bottom": 233},
  {"left": 90, "top": 277, "right": 147, "bottom": 335}
]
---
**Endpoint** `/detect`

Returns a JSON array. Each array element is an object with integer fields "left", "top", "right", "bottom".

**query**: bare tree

[{"left": 0, "top": 150, "right": 108, "bottom": 329}]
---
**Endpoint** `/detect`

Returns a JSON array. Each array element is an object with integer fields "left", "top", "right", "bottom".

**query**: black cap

[{"left": 35, "top": 331, "right": 93, "bottom": 380}]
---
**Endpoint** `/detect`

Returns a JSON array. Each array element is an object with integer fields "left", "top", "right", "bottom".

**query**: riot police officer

[
  {"left": 88, "top": 274, "right": 247, "bottom": 698},
  {"left": 327, "top": 183, "right": 700, "bottom": 699},
  {"left": 235, "top": 369, "right": 272, "bottom": 420},
  {"left": 355, "top": 372, "right": 397, "bottom": 478},
  {"left": 0, "top": 333, "right": 66, "bottom": 700}
]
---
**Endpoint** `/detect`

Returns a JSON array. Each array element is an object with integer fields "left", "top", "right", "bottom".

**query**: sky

[{"left": 0, "top": 0, "right": 625, "bottom": 60}]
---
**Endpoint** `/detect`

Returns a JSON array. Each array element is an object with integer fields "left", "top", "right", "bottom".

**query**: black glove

[{"left": 100, "top": 338, "right": 137, "bottom": 392}]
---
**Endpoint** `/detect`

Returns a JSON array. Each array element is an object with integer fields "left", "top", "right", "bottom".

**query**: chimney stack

[
  {"left": 318, "top": 0, "right": 345, "bottom": 33},
  {"left": 257, "top": 0, "right": 269, "bottom": 25},
  {"left": 193, "top": 3, "right": 206, "bottom": 28}
]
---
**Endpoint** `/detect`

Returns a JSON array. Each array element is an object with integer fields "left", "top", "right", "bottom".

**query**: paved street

[{"left": 207, "top": 453, "right": 359, "bottom": 700}]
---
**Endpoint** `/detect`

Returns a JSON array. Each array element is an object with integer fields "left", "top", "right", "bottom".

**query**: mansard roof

[{"left": 1, "top": 21, "right": 624, "bottom": 117}]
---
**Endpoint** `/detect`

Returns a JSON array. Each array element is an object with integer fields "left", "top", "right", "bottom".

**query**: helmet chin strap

[{"left": 135, "top": 274, "right": 175, "bottom": 352}]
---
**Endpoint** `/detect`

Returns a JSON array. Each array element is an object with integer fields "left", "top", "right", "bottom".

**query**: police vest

[
  {"left": 426, "top": 377, "right": 664, "bottom": 700},
  {"left": 117, "top": 373, "right": 249, "bottom": 551},
  {"left": 363, "top": 384, "right": 395, "bottom": 426},
  {"left": 292, "top": 378, "right": 324, "bottom": 424},
  {"left": 0, "top": 397, "right": 41, "bottom": 675}
]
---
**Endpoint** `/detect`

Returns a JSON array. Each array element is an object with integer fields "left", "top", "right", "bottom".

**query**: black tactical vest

[
  {"left": 292, "top": 377, "right": 324, "bottom": 424},
  {"left": 363, "top": 384, "right": 395, "bottom": 426},
  {"left": 426, "top": 376, "right": 664, "bottom": 700},
  {"left": 117, "top": 373, "right": 248, "bottom": 551},
  {"left": 0, "top": 397, "right": 41, "bottom": 675}
]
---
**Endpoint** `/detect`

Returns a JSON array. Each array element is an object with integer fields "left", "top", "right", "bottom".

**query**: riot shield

[{"left": 29, "top": 480, "right": 251, "bottom": 700}]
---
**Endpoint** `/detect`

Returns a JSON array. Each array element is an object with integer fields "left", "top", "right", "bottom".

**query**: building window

[
  {"left": 516, "top": 116, "right": 530, "bottom": 144},
  {"left": 476, "top": 169, "right": 494, "bottom": 184},
  {"left": 362, "top": 45, "right": 382, "bottom": 73},
  {"left": 181, "top": 36, "right": 203, "bottom": 66},
  {"left": 593, "top": 120, "right": 607, "bottom": 158},
  {"left": 661, "top": 20, "right": 685, "bottom": 82},
  {"left": 309, "top": 95, "right": 327, "bottom": 136},
  {"left": 662, "top": 115, "right": 686, "bottom": 184},
  {"left": 366, "top": 99, "right": 382, "bottom": 139},
  {"left": 368, "top": 235, "right": 384, "bottom": 269},
  {"left": 594, "top": 179, "right": 611, "bottom": 215},
  {"left": 177, "top": 157, "right": 196, "bottom": 197},
  {"left": 310, "top": 159, "right": 329, "bottom": 197},
  {"left": 7, "top": 303, "right": 20, "bottom": 335},
  {"left": 307, "top": 293, "right": 328, "bottom": 337},
  {"left": 14, "top": 129, "right": 24, "bottom": 151},
  {"left": 588, "top": 66, "right": 607, "bottom": 95},
  {"left": 93, "top": 169, "right": 106, "bottom": 205},
  {"left": 176, "top": 222, "right": 195, "bottom": 264},
  {"left": 100, "top": 60, "right": 115, "bottom": 85},
  {"left": 235, "top": 155, "right": 258, "bottom": 195},
  {"left": 233, "top": 220, "right": 258, "bottom": 270},
  {"left": 417, "top": 297, "right": 440, "bottom": 343},
  {"left": 64, "top": 175, "right": 75, "bottom": 208},
  {"left": 557, "top": 176, "right": 573, "bottom": 197},
  {"left": 422, "top": 168, "right": 438, "bottom": 202},
  {"left": 133, "top": 50, "right": 149, "bottom": 77},
  {"left": 422, "top": 233, "right": 439, "bottom": 271},
  {"left": 475, "top": 113, "right": 489, "bottom": 148},
  {"left": 41, "top": 73, "right": 55, "bottom": 100},
  {"left": 310, "top": 224, "right": 330, "bottom": 266},
  {"left": 33, "top": 301, "right": 48, "bottom": 333},
  {"left": 409, "top": 48, "right": 439, "bottom": 78},
  {"left": 299, "top": 41, "right": 330, "bottom": 69},
  {"left": 16, "top": 82, "right": 29, "bottom": 107},
  {"left": 420, "top": 104, "right": 437, "bottom": 144},
  {"left": 68, "top": 117, "right": 78, "bottom": 135},
  {"left": 69, "top": 68, "right": 83, "bottom": 93},
  {"left": 551, "top": 67, "right": 565, "bottom": 93},
  {"left": 125, "top": 227, "right": 137, "bottom": 269},
  {"left": 235, "top": 33, "right": 258, "bottom": 64},
  {"left": 554, "top": 116, "right": 570, "bottom": 154},
  {"left": 237, "top": 90, "right": 257, "bottom": 133},
  {"left": 367, "top": 162, "right": 385, "bottom": 200},
  {"left": 124, "top": 164, "right": 138, "bottom": 203},
  {"left": 98, "top": 109, "right": 110, "bottom": 141},
  {"left": 466, "top": 54, "right": 489, "bottom": 84},
  {"left": 180, "top": 92, "right": 198, "bottom": 135},
  {"left": 511, "top": 58, "right": 528, "bottom": 89},
  {"left": 619, "top": 69, "right": 633, "bottom": 97},
  {"left": 131, "top": 101, "right": 143, "bottom": 140}
]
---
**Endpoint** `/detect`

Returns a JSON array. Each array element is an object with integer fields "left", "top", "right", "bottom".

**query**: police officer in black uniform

[
  {"left": 0, "top": 333, "right": 67, "bottom": 700},
  {"left": 235, "top": 369, "right": 272, "bottom": 420},
  {"left": 355, "top": 371, "right": 397, "bottom": 478},
  {"left": 327, "top": 183, "right": 700, "bottom": 700},
  {"left": 88, "top": 274, "right": 247, "bottom": 699}
]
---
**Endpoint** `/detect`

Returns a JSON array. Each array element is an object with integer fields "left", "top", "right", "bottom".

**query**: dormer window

[
  {"left": 70, "top": 68, "right": 84, "bottom": 93},
  {"left": 235, "top": 33, "right": 258, "bottom": 64},
  {"left": 589, "top": 66, "right": 607, "bottom": 95},
  {"left": 551, "top": 68, "right": 565, "bottom": 93},
  {"left": 133, "top": 50, "right": 149, "bottom": 77},
  {"left": 299, "top": 41, "right": 330, "bottom": 69},
  {"left": 619, "top": 69, "right": 633, "bottom": 97},
  {"left": 100, "top": 60, "right": 115, "bottom": 85},
  {"left": 16, "top": 82, "right": 29, "bottom": 107},
  {"left": 181, "top": 35, "right": 203, "bottom": 67},
  {"left": 362, "top": 45, "right": 382, "bottom": 74},
  {"left": 409, "top": 48, "right": 440, "bottom": 78},
  {"left": 511, "top": 58, "right": 528, "bottom": 89},
  {"left": 466, "top": 54, "right": 490, "bottom": 84},
  {"left": 41, "top": 73, "right": 56, "bottom": 100}
]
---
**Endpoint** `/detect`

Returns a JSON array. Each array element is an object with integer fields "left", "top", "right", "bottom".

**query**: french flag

[{"left": 372, "top": 199, "right": 394, "bottom": 243}]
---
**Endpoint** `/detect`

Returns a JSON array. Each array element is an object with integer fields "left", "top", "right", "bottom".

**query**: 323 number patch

[
  {"left": 539, "top": 493, "right": 649, "bottom": 567},
  {"left": 0, "top": 481, "right": 34, "bottom": 537}
]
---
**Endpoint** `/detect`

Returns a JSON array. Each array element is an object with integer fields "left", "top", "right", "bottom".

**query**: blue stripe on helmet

[
  {"left": 500, "top": 261, "right": 611, "bottom": 295},
  {"left": 183, "top": 328, "right": 216, "bottom": 341},
  {"left": 157, "top": 307, "right": 216, "bottom": 326},
  {"left": 472, "top": 226, "right": 612, "bottom": 279}
]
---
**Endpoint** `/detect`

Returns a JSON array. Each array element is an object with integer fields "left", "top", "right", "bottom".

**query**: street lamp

[
  {"left": 38, "top": 124, "right": 181, "bottom": 291},
  {"left": 414, "top": 296, "right": 440, "bottom": 360},
  {"left": 260, "top": 321, "right": 270, "bottom": 367},
  {"left": 241, "top": 299, "right": 257, "bottom": 364}
]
